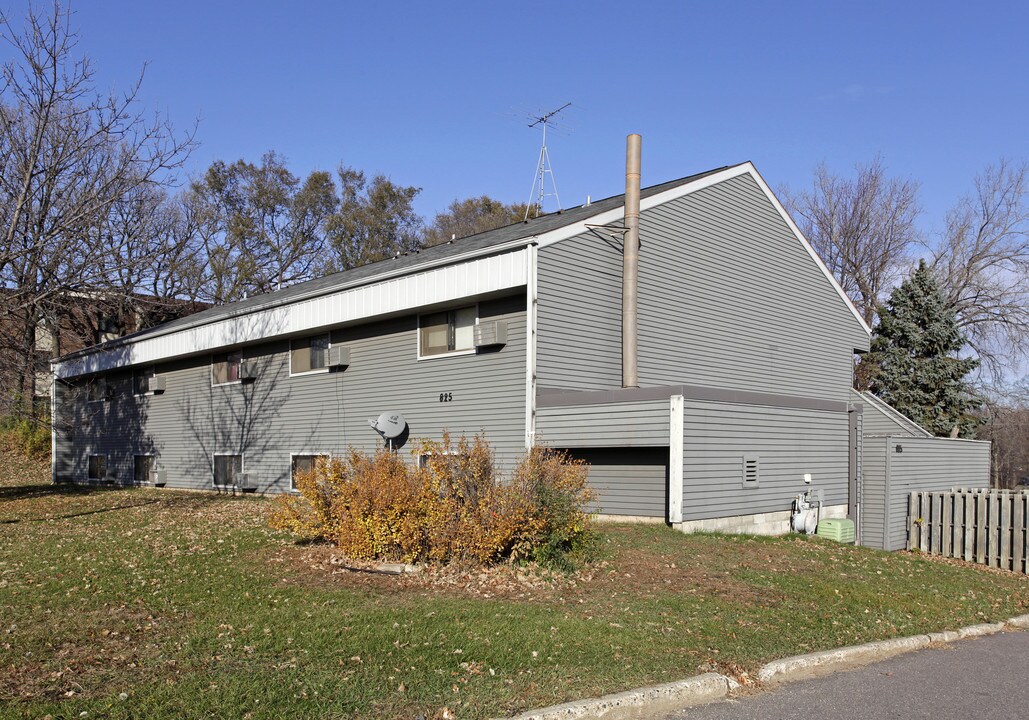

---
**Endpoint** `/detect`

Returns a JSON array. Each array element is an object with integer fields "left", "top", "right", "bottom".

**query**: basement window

[
  {"left": 134, "top": 454, "right": 157, "bottom": 484},
  {"left": 741, "top": 454, "right": 760, "bottom": 488},
  {"left": 88, "top": 454, "right": 107, "bottom": 481},
  {"left": 290, "top": 334, "right": 330, "bottom": 375},
  {"left": 419, "top": 306, "right": 476, "bottom": 358},
  {"left": 213, "top": 454, "right": 243, "bottom": 488},
  {"left": 291, "top": 454, "right": 329, "bottom": 491},
  {"left": 212, "top": 351, "right": 243, "bottom": 386}
]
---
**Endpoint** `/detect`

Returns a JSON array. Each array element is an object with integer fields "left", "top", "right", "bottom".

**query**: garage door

[{"left": 562, "top": 447, "right": 668, "bottom": 519}]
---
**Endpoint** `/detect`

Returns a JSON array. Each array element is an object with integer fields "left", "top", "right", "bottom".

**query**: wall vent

[
  {"left": 741, "top": 454, "right": 760, "bottom": 488},
  {"left": 327, "top": 345, "right": 350, "bottom": 369},
  {"left": 474, "top": 320, "right": 508, "bottom": 348}
]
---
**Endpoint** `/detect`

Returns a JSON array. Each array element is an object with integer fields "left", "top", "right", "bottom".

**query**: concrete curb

[
  {"left": 502, "top": 614, "right": 1029, "bottom": 719},
  {"left": 757, "top": 619, "right": 1014, "bottom": 684},
  {"left": 504, "top": 673, "right": 739, "bottom": 720}
]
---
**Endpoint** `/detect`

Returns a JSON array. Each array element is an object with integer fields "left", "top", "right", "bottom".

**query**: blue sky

[{"left": 55, "top": 1, "right": 1029, "bottom": 242}]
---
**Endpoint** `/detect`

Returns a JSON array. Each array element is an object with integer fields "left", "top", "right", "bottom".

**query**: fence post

[
  {"left": 1013, "top": 493, "right": 1025, "bottom": 575},
  {"left": 976, "top": 493, "right": 987, "bottom": 565},
  {"left": 1001, "top": 491, "right": 1012, "bottom": 571},
  {"left": 942, "top": 492, "right": 953, "bottom": 558},
  {"left": 908, "top": 492, "right": 918, "bottom": 551},
  {"left": 963, "top": 492, "right": 974, "bottom": 562},
  {"left": 926, "top": 491, "right": 934, "bottom": 555}
]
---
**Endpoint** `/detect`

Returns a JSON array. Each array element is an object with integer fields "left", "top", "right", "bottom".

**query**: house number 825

[{"left": 439, "top": 393, "right": 453, "bottom": 403}]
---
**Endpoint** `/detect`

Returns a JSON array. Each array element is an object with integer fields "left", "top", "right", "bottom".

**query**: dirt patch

[{"left": 268, "top": 531, "right": 786, "bottom": 610}]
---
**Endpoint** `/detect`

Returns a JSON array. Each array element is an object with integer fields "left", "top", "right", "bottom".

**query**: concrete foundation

[{"left": 674, "top": 504, "right": 848, "bottom": 536}]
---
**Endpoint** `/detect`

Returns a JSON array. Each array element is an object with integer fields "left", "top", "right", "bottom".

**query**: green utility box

[{"left": 815, "top": 518, "right": 855, "bottom": 544}]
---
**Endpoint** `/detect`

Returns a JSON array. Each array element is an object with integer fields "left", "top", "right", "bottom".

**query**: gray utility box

[{"left": 474, "top": 320, "right": 508, "bottom": 348}]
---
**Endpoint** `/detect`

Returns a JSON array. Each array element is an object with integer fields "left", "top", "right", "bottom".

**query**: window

[
  {"left": 419, "top": 306, "right": 476, "bottom": 357},
  {"left": 212, "top": 351, "right": 243, "bottom": 385},
  {"left": 88, "top": 454, "right": 107, "bottom": 480},
  {"left": 213, "top": 454, "right": 243, "bottom": 487},
  {"left": 85, "top": 378, "right": 108, "bottom": 403},
  {"left": 134, "top": 455, "right": 157, "bottom": 484},
  {"left": 290, "top": 334, "right": 330, "bottom": 375},
  {"left": 291, "top": 454, "right": 329, "bottom": 490},
  {"left": 133, "top": 367, "right": 155, "bottom": 396}
]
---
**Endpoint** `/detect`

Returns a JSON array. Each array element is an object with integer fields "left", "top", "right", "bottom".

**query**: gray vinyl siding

[
  {"left": 563, "top": 447, "right": 668, "bottom": 518},
  {"left": 882, "top": 437, "right": 991, "bottom": 551},
  {"left": 860, "top": 437, "right": 888, "bottom": 549},
  {"left": 535, "top": 399, "right": 670, "bottom": 447},
  {"left": 536, "top": 174, "right": 869, "bottom": 401},
  {"left": 54, "top": 295, "right": 527, "bottom": 492},
  {"left": 536, "top": 236, "right": 622, "bottom": 391},
  {"left": 682, "top": 400, "right": 850, "bottom": 522}
]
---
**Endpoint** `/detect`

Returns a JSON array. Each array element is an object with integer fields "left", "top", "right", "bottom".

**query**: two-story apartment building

[{"left": 53, "top": 138, "right": 987, "bottom": 542}]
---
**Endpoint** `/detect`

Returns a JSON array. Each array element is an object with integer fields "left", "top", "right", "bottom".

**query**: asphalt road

[{"left": 666, "top": 631, "right": 1029, "bottom": 720}]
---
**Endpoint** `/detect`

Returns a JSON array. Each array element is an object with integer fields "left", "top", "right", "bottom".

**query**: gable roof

[
  {"left": 56, "top": 165, "right": 740, "bottom": 362},
  {"left": 55, "top": 160, "right": 871, "bottom": 378}
]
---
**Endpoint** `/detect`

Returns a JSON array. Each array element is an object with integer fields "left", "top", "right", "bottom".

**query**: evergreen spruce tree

[{"left": 865, "top": 260, "right": 982, "bottom": 437}]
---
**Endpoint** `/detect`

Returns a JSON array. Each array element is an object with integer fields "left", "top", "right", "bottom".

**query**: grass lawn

[{"left": 2, "top": 452, "right": 1028, "bottom": 719}]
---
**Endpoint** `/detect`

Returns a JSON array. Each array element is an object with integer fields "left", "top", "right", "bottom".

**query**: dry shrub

[{"left": 269, "top": 434, "right": 595, "bottom": 568}]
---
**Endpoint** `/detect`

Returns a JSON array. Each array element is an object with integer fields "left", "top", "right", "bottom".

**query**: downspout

[
  {"left": 623, "top": 134, "right": 641, "bottom": 388},
  {"left": 50, "top": 361, "right": 57, "bottom": 485}
]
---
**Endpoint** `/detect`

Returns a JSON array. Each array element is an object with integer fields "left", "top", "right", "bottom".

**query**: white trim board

[{"left": 56, "top": 248, "right": 529, "bottom": 379}]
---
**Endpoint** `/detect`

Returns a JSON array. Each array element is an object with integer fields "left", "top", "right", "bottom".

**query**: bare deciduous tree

[
  {"left": 978, "top": 379, "right": 1029, "bottom": 487},
  {"left": 929, "top": 160, "right": 1029, "bottom": 379},
  {"left": 0, "top": 1, "right": 195, "bottom": 415},
  {"left": 783, "top": 157, "right": 920, "bottom": 325}
]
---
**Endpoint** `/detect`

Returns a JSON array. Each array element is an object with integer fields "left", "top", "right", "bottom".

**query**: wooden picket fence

[{"left": 908, "top": 489, "right": 1029, "bottom": 574}]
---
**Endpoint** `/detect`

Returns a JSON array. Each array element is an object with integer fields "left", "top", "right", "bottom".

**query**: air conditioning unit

[
  {"left": 473, "top": 320, "right": 508, "bottom": 348},
  {"left": 327, "top": 345, "right": 350, "bottom": 369},
  {"left": 148, "top": 376, "right": 166, "bottom": 394},
  {"left": 239, "top": 473, "right": 257, "bottom": 493},
  {"left": 239, "top": 359, "right": 258, "bottom": 382},
  {"left": 153, "top": 470, "right": 167, "bottom": 487}
]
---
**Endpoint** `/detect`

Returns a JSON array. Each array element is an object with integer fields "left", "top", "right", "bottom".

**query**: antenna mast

[{"left": 525, "top": 102, "right": 571, "bottom": 220}]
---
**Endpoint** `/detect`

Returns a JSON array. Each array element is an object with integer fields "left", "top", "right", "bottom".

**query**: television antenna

[{"left": 525, "top": 102, "right": 571, "bottom": 220}]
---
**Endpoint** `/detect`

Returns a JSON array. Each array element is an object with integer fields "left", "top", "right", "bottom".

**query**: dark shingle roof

[{"left": 59, "top": 164, "right": 741, "bottom": 360}]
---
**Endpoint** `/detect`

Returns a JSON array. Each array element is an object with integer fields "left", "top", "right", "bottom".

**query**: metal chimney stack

[{"left": 622, "top": 134, "right": 641, "bottom": 388}]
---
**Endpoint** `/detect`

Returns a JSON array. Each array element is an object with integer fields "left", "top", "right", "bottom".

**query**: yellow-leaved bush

[{"left": 269, "top": 433, "right": 595, "bottom": 567}]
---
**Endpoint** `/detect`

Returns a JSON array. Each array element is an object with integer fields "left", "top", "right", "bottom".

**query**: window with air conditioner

[
  {"left": 213, "top": 454, "right": 243, "bottom": 487},
  {"left": 212, "top": 351, "right": 243, "bottom": 385},
  {"left": 134, "top": 455, "right": 157, "bottom": 484},
  {"left": 291, "top": 454, "right": 329, "bottom": 490},
  {"left": 290, "top": 334, "right": 331, "bottom": 375},
  {"left": 418, "top": 306, "right": 476, "bottom": 358},
  {"left": 133, "top": 367, "right": 155, "bottom": 396}
]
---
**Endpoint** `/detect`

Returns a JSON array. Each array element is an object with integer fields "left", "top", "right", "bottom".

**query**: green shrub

[
  {"left": 270, "top": 434, "right": 596, "bottom": 569},
  {"left": 0, "top": 415, "right": 51, "bottom": 459}
]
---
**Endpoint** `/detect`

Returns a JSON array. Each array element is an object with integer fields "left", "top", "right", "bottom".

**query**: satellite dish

[{"left": 369, "top": 411, "right": 407, "bottom": 439}]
